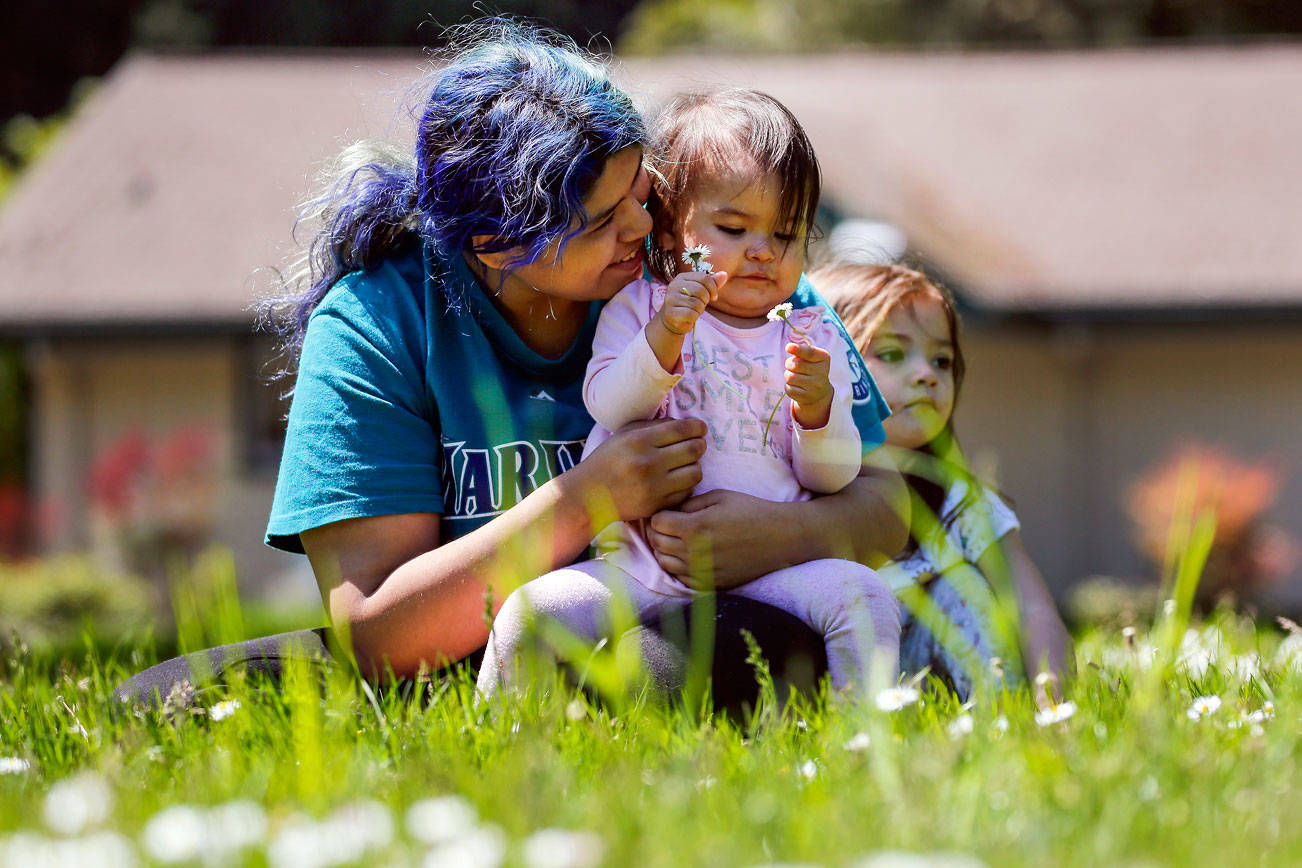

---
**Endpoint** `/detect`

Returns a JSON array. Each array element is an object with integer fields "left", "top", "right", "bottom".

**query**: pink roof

[{"left": 1, "top": 45, "right": 1298, "bottom": 327}]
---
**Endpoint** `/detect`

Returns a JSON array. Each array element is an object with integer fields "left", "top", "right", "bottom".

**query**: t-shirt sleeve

[
  {"left": 265, "top": 265, "right": 442, "bottom": 553},
  {"left": 955, "top": 486, "right": 1022, "bottom": 564},
  {"left": 793, "top": 274, "right": 892, "bottom": 457}
]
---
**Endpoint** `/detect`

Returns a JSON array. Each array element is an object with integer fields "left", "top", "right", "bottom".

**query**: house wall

[
  {"left": 26, "top": 335, "right": 311, "bottom": 602},
  {"left": 958, "top": 320, "right": 1302, "bottom": 611},
  {"left": 24, "top": 321, "right": 1302, "bottom": 615}
]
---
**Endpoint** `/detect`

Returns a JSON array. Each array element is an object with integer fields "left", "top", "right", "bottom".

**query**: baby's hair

[
  {"left": 645, "top": 88, "right": 822, "bottom": 282},
  {"left": 812, "top": 262, "right": 973, "bottom": 549},
  {"left": 261, "top": 18, "right": 645, "bottom": 363}
]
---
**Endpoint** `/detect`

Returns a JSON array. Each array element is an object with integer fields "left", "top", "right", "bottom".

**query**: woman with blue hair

[{"left": 117, "top": 22, "right": 908, "bottom": 704}]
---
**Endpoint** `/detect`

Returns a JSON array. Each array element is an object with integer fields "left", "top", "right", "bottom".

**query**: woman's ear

[{"left": 469, "top": 236, "right": 517, "bottom": 272}]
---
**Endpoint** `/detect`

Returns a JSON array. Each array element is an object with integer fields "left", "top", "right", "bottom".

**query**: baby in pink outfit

[{"left": 477, "top": 89, "right": 899, "bottom": 697}]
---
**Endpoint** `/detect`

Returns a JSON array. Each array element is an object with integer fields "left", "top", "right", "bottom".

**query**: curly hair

[{"left": 262, "top": 19, "right": 646, "bottom": 360}]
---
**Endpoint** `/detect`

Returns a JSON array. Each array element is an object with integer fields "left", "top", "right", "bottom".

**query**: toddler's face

[
  {"left": 865, "top": 295, "right": 956, "bottom": 450},
  {"left": 665, "top": 170, "right": 804, "bottom": 322}
]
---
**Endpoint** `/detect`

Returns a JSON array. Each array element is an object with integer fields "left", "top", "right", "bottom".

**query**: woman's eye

[
  {"left": 775, "top": 233, "right": 797, "bottom": 243},
  {"left": 934, "top": 355, "right": 953, "bottom": 370},
  {"left": 715, "top": 226, "right": 744, "bottom": 235},
  {"left": 876, "top": 348, "right": 903, "bottom": 363}
]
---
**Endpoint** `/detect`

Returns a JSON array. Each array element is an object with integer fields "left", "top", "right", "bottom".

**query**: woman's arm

[
  {"left": 976, "top": 529, "right": 1075, "bottom": 705},
  {"left": 644, "top": 447, "right": 910, "bottom": 590},
  {"left": 301, "top": 418, "right": 707, "bottom": 679}
]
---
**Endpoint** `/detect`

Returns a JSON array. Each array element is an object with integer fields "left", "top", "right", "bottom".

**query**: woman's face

[
  {"left": 479, "top": 146, "right": 652, "bottom": 308},
  {"left": 665, "top": 170, "right": 805, "bottom": 322},
  {"left": 865, "top": 295, "right": 957, "bottom": 450}
]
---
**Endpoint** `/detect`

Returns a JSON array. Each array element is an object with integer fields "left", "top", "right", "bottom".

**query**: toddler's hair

[
  {"left": 812, "top": 263, "right": 966, "bottom": 399},
  {"left": 645, "top": 88, "right": 821, "bottom": 282},
  {"left": 812, "top": 262, "right": 973, "bottom": 548}
]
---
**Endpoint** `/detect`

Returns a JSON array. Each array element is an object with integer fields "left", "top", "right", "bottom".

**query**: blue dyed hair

[{"left": 264, "top": 20, "right": 645, "bottom": 358}]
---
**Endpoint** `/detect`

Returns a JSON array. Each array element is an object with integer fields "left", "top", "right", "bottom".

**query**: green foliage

[
  {"left": 620, "top": 0, "right": 1302, "bottom": 53},
  {"left": 0, "top": 79, "right": 92, "bottom": 203},
  {"left": 0, "top": 556, "right": 156, "bottom": 652}
]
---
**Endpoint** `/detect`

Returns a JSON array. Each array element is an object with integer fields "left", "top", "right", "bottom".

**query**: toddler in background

[
  {"left": 477, "top": 89, "right": 900, "bottom": 699},
  {"left": 815, "top": 263, "right": 1073, "bottom": 704}
]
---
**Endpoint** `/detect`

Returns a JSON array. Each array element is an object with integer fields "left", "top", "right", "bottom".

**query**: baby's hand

[
  {"left": 785, "top": 341, "right": 833, "bottom": 429},
  {"left": 655, "top": 271, "right": 728, "bottom": 336}
]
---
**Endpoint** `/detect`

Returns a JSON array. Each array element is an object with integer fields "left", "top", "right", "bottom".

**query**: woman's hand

[
  {"left": 647, "top": 451, "right": 908, "bottom": 591},
  {"left": 646, "top": 489, "right": 788, "bottom": 589},
  {"left": 785, "top": 340, "right": 834, "bottom": 430},
  {"left": 570, "top": 417, "right": 707, "bottom": 527}
]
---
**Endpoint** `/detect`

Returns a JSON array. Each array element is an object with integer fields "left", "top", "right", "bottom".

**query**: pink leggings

[{"left": 477, "top": 558, "right": 900, "bottom": 699}]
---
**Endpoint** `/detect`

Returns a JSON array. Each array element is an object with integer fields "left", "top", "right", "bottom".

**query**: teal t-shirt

[{"left": 266, "top": 242, "right": 891, "bottom": 553}]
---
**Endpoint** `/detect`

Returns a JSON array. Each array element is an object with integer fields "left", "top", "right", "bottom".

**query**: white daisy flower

[
  {"left": 210, "top": 800, "right": 268, "bottom": 852},
  {"left": 0, "top": 756, "right": 30, "bottom": 774},
  {"left": 331, "top": 799, "right": 395, "bottom": 850},
  {"left": 208, "top": 699, "right": 241, "bottom": 721},
  {"left": 44, "top": 772, "right": 113, "bottom": 836},
  {"left": 407, "top": 795, "right": 478, "bottom": 846},
  {"left": 992, "top": 716, "right": 1010, "bottom": 736},
  {"left": 682, "top": 245, "right": 713, "bottom": 273},
  {"left": 1274, "top": 633, "right": 1302, "bottom": 670},
  {"left": 1229, "top": 654, "right": 1262, "bottom": 682},
  {"left": 422, "top": 823, "right": 507, "bottom": 868},
  {"left": 1138, "top": 776, "right": 1160, "bottom": 801},
  {"left": 1186, "top": 694, "right": 1222, "bottom": 721},
  {"left": 521, "top": 828, "right": 605, "bottom": 868},
  {"left": 875, "top": 686, "right": 920, "bottom": 712},
  {"left": 854, "top": 850, "right": 987, "bottom": 868},
  {"left": 947, "top": 715, "right": 975, "bottom": 738},
  {"left": 766, "top": 302, "right": 794, "bottom": 323},
  {"left": 4, "top": 831, "right": 137, "bottom": 868},
  {"left": 798, "top": 760, "right": 819, "bottom": 780},
  {"left": 1034, "top": 701, "right": 1078, "bottom": 727},
  {"left": 565, "top": 699, "right": 587, "bottom": 722},
  {"left": 844, "top": 732, "right": 872, "bottom": 752},
  {"left": 142, "top": 805, "right": 207, "bottom": 864}
]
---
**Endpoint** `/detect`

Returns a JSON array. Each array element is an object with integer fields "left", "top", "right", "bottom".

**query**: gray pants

[
  {"left": 898, "top": 569, "right": 1024, "bottom": 700},
  {"left": 478, "top": 557, "right": 900, "bottom": 699}
]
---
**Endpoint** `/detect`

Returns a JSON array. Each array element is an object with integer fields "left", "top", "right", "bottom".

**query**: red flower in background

[
  {"left": 1128, "top": 443, "right": 1297, "bottom": 606},
  {"left": 86, "top": 429, "right": 151, "bottom": 520}
]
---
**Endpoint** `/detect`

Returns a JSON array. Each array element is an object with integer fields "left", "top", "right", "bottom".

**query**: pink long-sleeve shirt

[{"left": 582, "top": 278, "right": 863, "bottom": 596}]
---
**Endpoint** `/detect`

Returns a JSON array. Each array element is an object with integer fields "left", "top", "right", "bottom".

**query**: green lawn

[{"left": 0, "top": 608, "right": 1298, "bottom": 868}]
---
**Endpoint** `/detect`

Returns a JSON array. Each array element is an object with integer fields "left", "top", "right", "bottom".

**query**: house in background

[{"left": 1, "top": 46, "right": 1299, "bottom": 610}]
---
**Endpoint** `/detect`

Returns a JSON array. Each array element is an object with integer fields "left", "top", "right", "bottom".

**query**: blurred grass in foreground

[{"left": 0, "top": 604, "right": 1298, "bottom": 867}]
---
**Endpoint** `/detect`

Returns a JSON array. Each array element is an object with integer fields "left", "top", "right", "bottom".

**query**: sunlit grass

[{"left": 0, "top": 606, "right": 1298, "bottom": 868}]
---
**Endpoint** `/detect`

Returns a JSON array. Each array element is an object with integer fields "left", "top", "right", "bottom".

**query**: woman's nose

[
  {"left": 910, "top": 361, "right": 939, "bottom": 387},
  {"left": 620, "top": 199, "right": 653, "bottom": 241}
]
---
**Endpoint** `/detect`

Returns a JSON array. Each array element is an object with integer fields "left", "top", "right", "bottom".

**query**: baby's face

[{"left": 667, "top": 170, "right": 805, "bottom": 322}]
